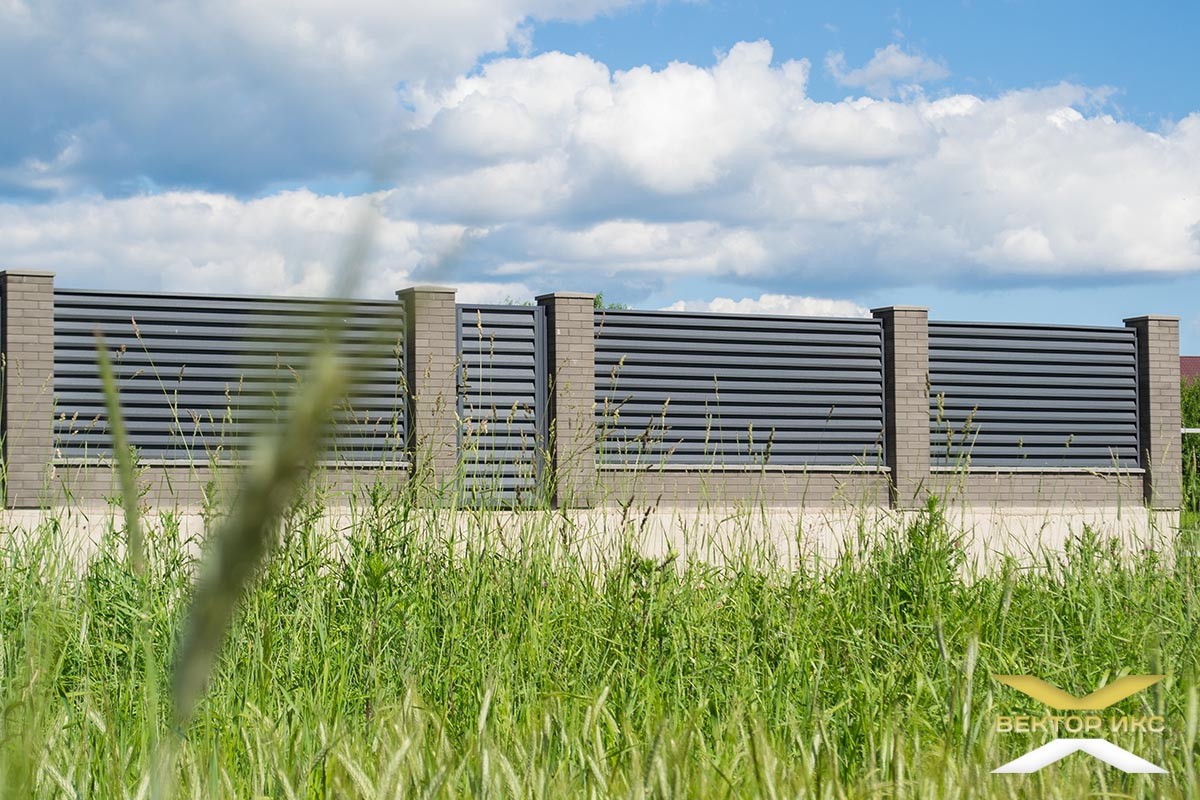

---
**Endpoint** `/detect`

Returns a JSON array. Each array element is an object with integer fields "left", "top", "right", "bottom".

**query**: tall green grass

[
  {"left": 2, "top": 339, "right": 1196, "bottom": 797},
  {"left": 1, "top": 490, "right": 1198, "bottom": 798},
  {"left": 1183, "top": 377, "right": 1199, "bottom": 513}
]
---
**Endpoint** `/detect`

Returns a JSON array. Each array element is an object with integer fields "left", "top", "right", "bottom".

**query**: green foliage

[
  {"left": 1184, "top": 378, "right": 1200, "bottom": 513},
  {"left": 594, "top": 292, "right": 628, "bottom": 310},
  {"left": 1, "top": 494, "right": 1198, "bottom": 797}
]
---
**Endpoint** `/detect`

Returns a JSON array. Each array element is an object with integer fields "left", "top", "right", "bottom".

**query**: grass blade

[
  {"left": 171, "top": 341, "right": 349, "bottom": 725},
  {"left": 94, "top": 330, "right": 144, "bottom": 573}
]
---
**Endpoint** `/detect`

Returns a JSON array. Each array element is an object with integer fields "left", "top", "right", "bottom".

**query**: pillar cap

[
  {"left": 396, "top": 285, "right": 456, "bottom": 298},
  {"left": 536, "top": 291, "right": 595, "bottom": 302},
  {"left": 871, "top": 305, "right": 928, "bottom": 315},
  {"left": 0, "top": 269, "right": 55, "bottom": 278},
  {"left": 1123, "top": 314, "right": 1180, "bottom": 324}
]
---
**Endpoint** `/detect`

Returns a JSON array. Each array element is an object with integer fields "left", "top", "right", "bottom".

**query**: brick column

[
  {"left": 397, "top": 286, "right": 458, "bottom": 493},
  {"left": 871, "top": 306, "right": 929, "bottom": 509},
  {"left": 537, "top": 292, "right": 596, "bottom": 508},
  {"left": 1125, "top": 315, "right": 1181, "bottom": 509},
  {"left": 1, "top": 270, "right": 55, "bottom": 509}
]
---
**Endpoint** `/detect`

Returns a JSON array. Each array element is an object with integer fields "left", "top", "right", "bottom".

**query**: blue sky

[
  {"left": 2, "top": 1, "right": 1198, "bottom": 350},
  {"left": 537, "top": 2, "right": 1198, "bottom": 123}
]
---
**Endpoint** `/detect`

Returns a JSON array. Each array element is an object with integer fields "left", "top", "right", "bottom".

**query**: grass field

[
  {"left": 1, "top": 340, "right": 1196, "bottom": 798},
  {"left": 1, "top": 487, "right": 1198, "bottom": 798}
]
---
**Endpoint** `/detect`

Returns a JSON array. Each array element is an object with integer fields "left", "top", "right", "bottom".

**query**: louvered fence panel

[
  {"left": 53, "top": 290, "right": 406, "bottom": 463},
  {"left": 457, "top": 305, "right": 546, "bottom": 504},
  {"left": 928, "top": 322, "right": 1139, "bottom": 468},
  {"left": 595, "top": 310, "right": 885, "bottom": 467}
]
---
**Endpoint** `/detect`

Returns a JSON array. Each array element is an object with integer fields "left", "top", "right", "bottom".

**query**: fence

[
  {"left": 53, "top": 289, "right": 407, "bottom": 464},
  {"left": 0, "top": 271, "right": 1183, "bottom": 511}
]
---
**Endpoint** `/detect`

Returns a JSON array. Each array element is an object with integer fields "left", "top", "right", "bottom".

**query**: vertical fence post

[
  {"left": 871, "top": 305, "right": 929, "bottom": 509},
  {"left": 1124, "top": 314, "right": 1181, "bottom": 509},
  {"left": 397, "top": 286, "right": 458, "bottom": 497},
  {"left": 1, "top": 270, "right": 55, "bottom": 509},
  {"left": 537, "top": 292, "right": 596, "bottom": 508}
]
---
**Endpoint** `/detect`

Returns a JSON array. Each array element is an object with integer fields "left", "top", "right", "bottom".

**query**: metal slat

[
  {"left": 600, "top": 398, "right": 883, "bottom": 412},
  {"left": 55, "top": 352, "right": 400, "bottom": 371},
  {"left": 52, "top": 290, "right": 406, "bottom": 462},
  {"left": 928, "top": 322, "right": 1139, "bottom": 468},
  {"left": 602, "top": 417, "right": 883, "bottom": 431},
  {"left": 596, "top": 454, "right": 881, "bottom": 467},
  {"left": 595, "top": 309, "right": 881, "bottom": 332},
  {"left": 55, "top": 408, "right": 402, "bottom": 427},
  {"left": 55, "top": 335, "right": 402, "bottom": 357},
  {"left": 594, "top": 310, "right": 885, "bottom": 467},
  {"left": 55, "top": 391, "right": 405, "bottom": 408},
  {"left": 54, "top": 288, "right": 401, "bottom": 312},
  {"left": 597, "top": 363, "right": 885, "bottom": 380},
  {"left": 599, "top": 386, "right": 884, "bottom": 401}
]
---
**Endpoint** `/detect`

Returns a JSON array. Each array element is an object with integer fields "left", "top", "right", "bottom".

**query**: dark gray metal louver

[
  {"left": 594, "top": 309, "right": 885, "bottom": 467},
  {"left": 928, "top": 321, "right": 1139, "bottom": 468},
  {"left": 53, "top": 289, "right": 407, "bottom": 463},
  {"left": 457, "top": 305, "right": 546, "bottom": 504}
]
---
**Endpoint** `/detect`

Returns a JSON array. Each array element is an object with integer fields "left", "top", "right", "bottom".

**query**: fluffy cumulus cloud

[
  {"left": 2, "top": 33, "right": 1200, "bottom": 305},
  {"left": 0, "top": 190, "right": 475, "bottom": 297},
  {"left": 0, "top": 0, "right": 637, "bottom": 195},
  {"left": 390, "top": 41, "right": 1200, "bottom": 293}
]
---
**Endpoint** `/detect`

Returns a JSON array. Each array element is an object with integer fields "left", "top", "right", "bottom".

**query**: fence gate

[{"left": 456, "top": 304, "right": 546, "bottom": 505}]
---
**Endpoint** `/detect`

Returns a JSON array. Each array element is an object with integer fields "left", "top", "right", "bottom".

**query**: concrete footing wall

[{"left": 0, "top": 500, "right": 1181, "bottom": 575}]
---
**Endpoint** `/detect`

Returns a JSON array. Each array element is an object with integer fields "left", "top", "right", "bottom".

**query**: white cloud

[
  {"left": 484, "top": 220, "right": 772, "bottom": 281},
  {"left": 393, "top": 46, "right": 1200, "bottom": 286},
  {"left": 0, "top": 0, "right": 638, "bottom": 194},
  {"left": 663, "top": 293, "right": 870, "bottom": 317},
  {"left": 455, "top": 281, "right": 539, "bottom": 304},
  {"left": 826, "top": 43, "right": 949, "bottom": 98},
  {"left": 571, "top": 41, "right": 810, "bottom": 193},
  {"left": 0, "top": 190, "right": 470, "bottom": 297},
  {"left": 2, "top": 39, "right": 1200, "bottom": 305}
]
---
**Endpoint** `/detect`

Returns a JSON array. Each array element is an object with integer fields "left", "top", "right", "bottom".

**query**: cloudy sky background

[{"left": 3, "top": 0, "right": 1199, "bottom": 348}]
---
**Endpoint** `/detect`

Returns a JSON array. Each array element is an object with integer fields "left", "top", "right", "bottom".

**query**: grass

[
  {"left": 1, "top": 487, "right": 1198, "bottom": 798},
  {"left": 1183, "top": 377, "right": 1199, "bottom": 514},
  {"left": 1, "top": 346, "right": 1194, "bottom": 797},
  {"left": 3, "top": 251, "right": 1195, "bottom": 795}
]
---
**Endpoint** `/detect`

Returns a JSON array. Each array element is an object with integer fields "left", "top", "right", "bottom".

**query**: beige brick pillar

[
  {"left": 537, "top": 292, "right": 596, "bottom": 508},
  {"left": 397, "top": 286, "right": 458, "bottom": 494},
  {"left": 1125, "top": 315, "right": 1181, "bottom": 509},
  {"left": 1, "top": 270, "right": 55, "bottom": 509},
  {"left": 872, "top": 306, "right": 929, "bottom": 509}
]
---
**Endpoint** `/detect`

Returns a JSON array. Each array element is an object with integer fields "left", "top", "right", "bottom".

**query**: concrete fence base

[{"left": 0, "top": 500, "right": 1181, "bottom": 576}]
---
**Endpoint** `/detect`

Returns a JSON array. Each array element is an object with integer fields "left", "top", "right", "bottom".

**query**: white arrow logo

[{"left": 993, "top": 739, "right": 1167, "bottom": 774}]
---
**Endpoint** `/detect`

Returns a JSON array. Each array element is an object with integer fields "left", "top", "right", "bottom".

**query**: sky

[{"left": 2, "top": 1, "right": 1199, "bottom": 350}]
